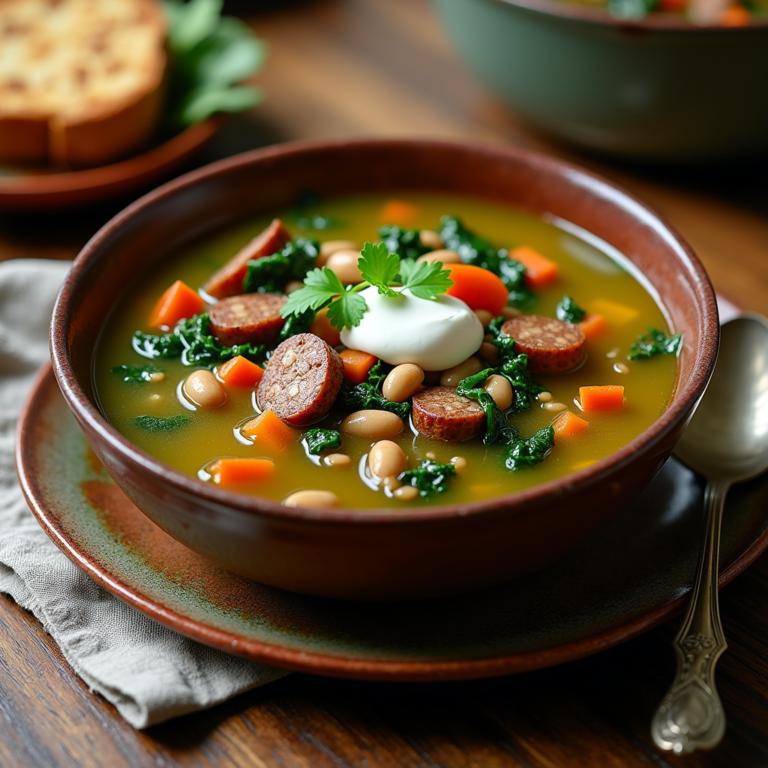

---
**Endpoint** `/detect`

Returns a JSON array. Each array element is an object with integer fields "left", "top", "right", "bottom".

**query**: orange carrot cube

[
  {"left": 309, "top": 307, "right": 342, "bottom": 347},
  {"left": 579, "top": 313, "right": 607, "bottom": 340},
  {"left": 509, "top": 246, "right": 559, "bottom": 289},
  {"left": 553, "top": 411, "right": 589, "bottom": 439},
  {"left": 209, "top": 458, "right": 275, "bottom": 487},
  {"left": 579, "top": 385, "right": 625, "bottom": 412},
  {"left": 241, "top": 410, "right": 296, "bottom": 452},
  {"left": 148, "top": 280, "right": 206, "bottom": 329},
  {"left": 340, "top": 349, "right": 378, "bottom": 384},
  {"left": 379, "top": 199, "right": 420, "bottom": 226},
  {"left": 218, "top": 356, "right": 264, "bottom": 388}
]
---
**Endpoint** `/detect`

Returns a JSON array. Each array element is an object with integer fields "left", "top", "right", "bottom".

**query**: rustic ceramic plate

[
  {"left": 17, "top": 362, "right": 768, "bottom": 680},
  {"left": 0, "top": 117, "right": 223, "bottom": 211}
]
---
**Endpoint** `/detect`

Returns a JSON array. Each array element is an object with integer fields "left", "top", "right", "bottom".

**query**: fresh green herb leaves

[
  {"left": 304, "top": 429, "right": 342, "bottom": 455},
  {"left": 281, "top": 241, "right": 453, "bottom": 331},
  {"left": 163, "top": 0, "right": 267, "bottom": 128},
  {"left": 504, "top": 426, "right": 555, "bottom": 471},
  {"left": 556, "top": 295, "right": 586, "bottom": 324},
  {"left": 133, "top": 314, "right": 264, "bottom": 366},
  {"left": 134, "top": 414, "right": 191, "bottom": 432},
  {"left": 456, "top": 368, "right": 519, "bottom": 446},
  {"left": 439, "top": 216, "right": 535, "bottom": 307},
  {"left": 339, "top": 360, "right": 411, "bottom": 419},
  {"left": 399, "top": 460, "right": 456, "bottom": 496},
  {"left": 242, "top": 238, "right": 319, "bottom": 294},
  {"left": 111, "top": 364, "right": 165, "bottom": 383},
  {"left": 629, "top": 328, "right": 683, "bottom": 360},
  {"left": 378, "top": 225, "right": 432, "bottom": 261}
]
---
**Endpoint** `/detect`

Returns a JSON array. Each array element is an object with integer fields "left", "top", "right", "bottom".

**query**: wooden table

[{"left": 3, "top": 1, "right": 768, "bottom": 765}]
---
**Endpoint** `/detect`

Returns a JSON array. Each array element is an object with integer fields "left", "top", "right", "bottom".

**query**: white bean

[
  {"left": 394, "top": 485, "right": 419, "bottom": 501},
  {"left": 324, "top": 453, "right": 351, "bottom": 467},
  {"left": 501, "top": 306, "right": 521, "bottom": 319},
  {"left": 382, "top": 363, "right": 424, "bottom": 403},
  {"left": 183, "top": 370, "right": 227, "bottom": 409},
  {"left": 369, "top": 440, "right": 408, "bottom": 480},
  {"left": 419, "top": 230, "right": 443, "bottom": 250},
  {"left": 417, "top": 249, "right": 462, "bottom": 265},
  {"left": 341, "top": 410, "right": 404, "bottom": 439},
  {"left": 325, "top": 250, "right": 363, "bottom": 284},
  {"left": 320, "top": 240, "right": 358, "bottom": 262},
  {"left": 482, "top": 374, "right": 513, "bottom": 410},
  {"left": 474, "top": 309, "right": 493, "bottom": 328},
  {"left": 440, "top": 356, "right": 483, "bottom": 388},
  {"left": 283, "top": 490, "right": 339, "bottom": 508}
]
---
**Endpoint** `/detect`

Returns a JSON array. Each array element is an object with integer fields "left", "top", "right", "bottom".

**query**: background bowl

[
  {"left": 50, "top": 139, "right": 718, "bottom": 600},
  {"left": 432, "top": 0, "right": 768, "bottom": 162}
]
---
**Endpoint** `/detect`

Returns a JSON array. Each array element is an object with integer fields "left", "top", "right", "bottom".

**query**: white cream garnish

[{"left": 340, "top": 287, "right": 484, "bottom": 371}]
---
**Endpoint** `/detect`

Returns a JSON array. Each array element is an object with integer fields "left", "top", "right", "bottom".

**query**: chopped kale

[
  {"left": 504, "top": 426, "right": 555, "bottom": 471},
  {"left": 438, "top": 215, "right": 535, "bottom": 307},
  {"left": 276, "top": 308, "right": 315, "bottom": 344},
  {"left": 456, "top": 368, "right": 519, "bottom": 446},
  {"left": 338, "top": 360, "right": 411, "bottom": 419},
  {"left": 378, "top": 225, "right": 432, "bottom": 262},
  {"left": 133, "top": 314, "right": 265, "bottom": 367},
  {"left": 629, "top": 328, "right": 683, "bottom": 360},
  {"left": 133, "top": 414, "right": 191, "bottom": 432},
  {"left": 111, "top": 364, "right": 165, "bottom": 383},
  {"left": 556, "top": 295, "right": 586, "bottom": 324},
  {"left": 292, "top": 189, "right": 337, "bottom": 231},
  {"left": 242, "top": 237, "right": 320, "bottom": 294},
  {"left": 304, "top": 428, "right": 342, "bottom": 455},
  {"left": 399, "top": 459, "right": 456, "bottom": 497}
]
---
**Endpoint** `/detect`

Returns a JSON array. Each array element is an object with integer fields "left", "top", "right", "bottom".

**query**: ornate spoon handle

[{"left": 651, "top": 478, "right": 730, "bottom": 754}]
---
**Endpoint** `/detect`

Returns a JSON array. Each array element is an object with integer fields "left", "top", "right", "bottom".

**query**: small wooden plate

[{"left": 0, "top": 117, "right": 224, "bottom": 211}]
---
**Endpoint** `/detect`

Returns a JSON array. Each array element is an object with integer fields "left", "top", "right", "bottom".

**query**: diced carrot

[
  {"left": 508, "top": 246, "right": 559, "bottom": 289},
  {"left": 218, "top": 356, "right": 264, "bottom": 388},
  {"left": 340, "top": 349, "right": 378, "bottom": 384},
  {"left": 148, "top": 280, "right": 206, "bottom": 329},
  {"left": 720, "top": 4, "right": 750, "bottom": 25},
  {"left": 379, "top": 199, "right": 420, "bottom": 226},
  {"left": 209, "top": 458, "right": 275, "bottom": 487},
  {"left": 579, "top": 385, "right": 625, "bottom": 412},
  {"left": 241, "top": 410, "right": 296, "bottom": 452},
  {"left": 579, "top": 313, "right": 607, "bottom": 340},
  {"left": 445, "top": 263, "right": 508, "bottom": 316},
  {"left": 309, "top": 306, "right": 342, "bottom": 347},
  {"left": 553, "top": 411, "right": 589, "bottom": 439},
  {"left": 589, "top": 298, "right": 638, "bottom": 326}
]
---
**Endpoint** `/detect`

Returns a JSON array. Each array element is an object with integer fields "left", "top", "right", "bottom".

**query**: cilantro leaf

[
  {"left": 629, "top": 328, "right": 683, "bottom": 360},
  {"left": 304, "top": 429, "right": 342, "bottom": 455},
  {"left": 326, "top": 290, "right": 368, "bottom": 330},
  {"left": 359, "top": 242, "right": 400, "bottom": 297},
  {"left": 399, "top": 460, "right": 456, "bottom": 496},
  {"left": 399, "top": 258, "right": 454, "bottom": 300},
  {"left": 280, "top": 267, "right": 343, "bottom": 318},
  {"left": 504, "top": 426, "right": 555, "bottom": 471},
  {"left": 556, "top": 296, "right": 586, "bottom": 324}
]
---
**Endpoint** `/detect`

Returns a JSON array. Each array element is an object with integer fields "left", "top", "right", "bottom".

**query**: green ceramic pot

[{"left": 432, "top": 0, "right": 768, "bottom": 161}]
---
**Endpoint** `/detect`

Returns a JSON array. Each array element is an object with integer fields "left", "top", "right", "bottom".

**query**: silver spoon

[{"left": 651, "top": 314, "right": 768, "bottom": 754}]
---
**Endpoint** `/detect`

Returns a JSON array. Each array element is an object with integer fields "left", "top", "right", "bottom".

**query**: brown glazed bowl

[{"left": 50, "top": 139, "right": 718, "bottom": 601}]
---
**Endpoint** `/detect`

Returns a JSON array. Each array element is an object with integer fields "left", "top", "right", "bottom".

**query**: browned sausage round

[
  {"left": 203, "top": 219, "right": 292, "bottom": 300},
  {"left": 209, "top": 293, "right": 286, "bottom": 347},
  {"left": 501, "top": 315, "right": 585, "bottom": 373},
  {"left": 412, "top": 386, "right": 486, "bottom": 442},
  {"left": 257, "top": 333, "right": 344, "bottom": 425}
]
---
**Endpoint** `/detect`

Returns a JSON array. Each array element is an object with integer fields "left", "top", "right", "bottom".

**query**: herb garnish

[
  {"left": 242, "top": 238, "right": 320, "bottom": 294},
  {"left": 304, "top": 429, "right": 342, "bottom": 455},
  {"left": 281, "top": 241, "right": 454, "bottom": 331},
  {"left": 629, "top": 328, "right": 683, "bottom": 360},
  {"left": 338, "top": 360, "right": 411, "bottom": 419},
  {"left": 556, "top": 295, "right": 586, "bottom": 324},
  {"left": 134, "top": 414, "right": 191, "bottom": 432},
  {"left": 504, "top": 426, "right": 555, "bottom": 471},
  {"left": 111, "top": 364, "right": 165, "bottom": 383},
  {"left": 378, "top": 225, "right": 432, "bottom": 261},
  {"left": 399, "top": 460, "right": 456, "bottom": 496}
]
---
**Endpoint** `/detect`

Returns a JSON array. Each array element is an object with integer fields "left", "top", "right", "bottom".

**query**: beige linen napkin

[{"left": 0, "top": 259, "right": 287, "bottom": 729}]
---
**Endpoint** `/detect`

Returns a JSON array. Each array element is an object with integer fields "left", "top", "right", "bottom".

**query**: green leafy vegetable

[
  {"left": 304, "top": 429, "right": 342, "bottom": 455},
  {"left": 133, "top": 314, "right": 265, "bottom": 366},
  {"left": 111, "top": 364, "right": 165, "bottom": 383},
  {"left": 378, "top": 225, "right": 432, "bottom": 262},
  {"left": 399, "top": 258, "right": 454, "bottom": 300},
  {"left": 164, "top": 0, "right": 267, "bottom": 128},
  {"left": 358, "top": 242, "right": 401, "bottom": 297},
  {"left": 456, "top": 368, "right": 519, "bottom": 446},
  {"left": 242, "top": 237, "right": 320, "bottom": 294},
  {"left": 629, "top": 328, "right": 683, "bottom": 360},
  {"left": 134, "top": 414, "right": 191, "bottom": 432},
  {"left": 338, "top": 360, "right": 411, "bottom": 419},
  {"left": 504, "top": 426, "right": 555, "bottom": 471},
  {"left": 439, "top": 216, "right": 535, "bottom": 307},
  {"left": 292, "top": 190, "right": 337, "bottom": 231},
  {"left": 556, "top": 295, "right": 586, "bottom": 324},
  {"left": 276, "top": 308, "right": 315, "bottom": 345},
  {"left": 398, "top": 460, "right": 456, "bottom": 497}
]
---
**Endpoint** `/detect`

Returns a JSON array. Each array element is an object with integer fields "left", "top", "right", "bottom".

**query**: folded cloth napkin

[{"left": 0, "top": 259, "right": 287, "bottom": 729}]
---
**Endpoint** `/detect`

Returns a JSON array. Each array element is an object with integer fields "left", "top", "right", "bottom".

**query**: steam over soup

[{"left": 95, "top": 193, "right": 680, "bottom": 509}]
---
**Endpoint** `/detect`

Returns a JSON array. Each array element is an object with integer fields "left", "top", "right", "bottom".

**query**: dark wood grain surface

[{"left": 3, "top": 1, "right": 768, "bottom": 765}]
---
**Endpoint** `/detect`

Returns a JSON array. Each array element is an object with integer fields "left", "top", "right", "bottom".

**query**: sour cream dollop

[{"left": 339, "top": 287, "right": 484, "bottom": 371}]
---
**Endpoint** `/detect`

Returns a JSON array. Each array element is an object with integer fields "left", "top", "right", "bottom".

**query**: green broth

[{"left": 95, "top": 192, "right": 678, "bottom": 508}]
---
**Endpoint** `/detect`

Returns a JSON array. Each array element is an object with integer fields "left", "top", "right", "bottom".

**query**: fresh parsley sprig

[{"left": 280, "top": 241, "right": 453, "bottom": 331}]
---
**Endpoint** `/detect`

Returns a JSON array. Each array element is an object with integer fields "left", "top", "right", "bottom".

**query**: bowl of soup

[
  {"left": 432, "top": 0, "right": 768, "bottom": 161},
  {"left": 50, "top": 139, "right": 718, "bottom": 599}
]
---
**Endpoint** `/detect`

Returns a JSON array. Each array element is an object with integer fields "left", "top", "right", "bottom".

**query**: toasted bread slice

[{"left": 0, "top": 0, "right": 167, "bottom": 168}]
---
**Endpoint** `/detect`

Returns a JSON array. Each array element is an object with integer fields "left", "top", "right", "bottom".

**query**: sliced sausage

[
  {"left": 203, "top": 219, "right": 291, "bottom": 299},
  {"left": 412, "top": 386, "right": 486, "bottom": 442},
  {"left": 209, "top": 293, "right": 287, "bottom": 347},
  {"left": 501, "top": 315, "right": 585, "bottom": 373},
  {"left": 257, "top": 333, "right": 344, "bottom": 425}
]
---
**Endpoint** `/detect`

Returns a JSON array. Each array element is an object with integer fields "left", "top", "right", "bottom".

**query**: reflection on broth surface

[{"left": 95, "top": 192, "right": 678, "bottom": 509}]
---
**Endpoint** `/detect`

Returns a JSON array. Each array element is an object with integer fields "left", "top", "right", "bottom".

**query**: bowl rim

[
  {"left": 485, "top": 0, "right": 768, "bottom": 31},
  {"left": 50, "top": 137, "right": 719, "bottom": 525}
]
